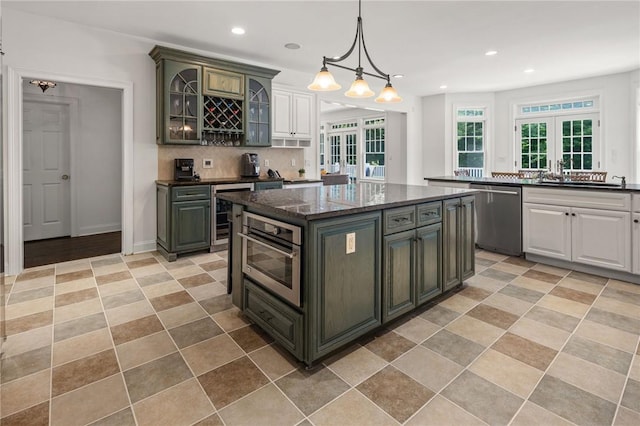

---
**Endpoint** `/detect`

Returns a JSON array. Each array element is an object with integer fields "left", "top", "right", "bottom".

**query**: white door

[
  {"left": 23, "top": 101, "right": 71, "bottom": 241},
  {"left": 327, "top": 131, "right": 357, "bottom": 181},
  {"left": 522, "top": 203, "right": 571, "bottom": 260},
  {"left": 571, "top": 208, "right": 631, "bottom": 272}
]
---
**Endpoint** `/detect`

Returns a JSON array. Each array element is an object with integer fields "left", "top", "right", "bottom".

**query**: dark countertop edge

[
  {"left": 157, "top": 177, "right": 284, "bottom": 186},
  {"left": 282, "top": 179, "right": 323, "bottom": 184},
  {"left": 218, "top": 188, "right": 478, "bottom": 221},
  {"left": 424, "top": 176, "right": 640, "bottom": 192}
]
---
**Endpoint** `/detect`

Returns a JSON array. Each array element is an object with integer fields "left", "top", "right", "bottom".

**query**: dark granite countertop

[
  {"left": 216, "top": 182, "right": 477, "bottom": 221},
  {"left": 156, "top": 176, "right": 284, "bottom": 186},
  {"left": 282, "top": 179, "right": 323, "bottom": 184},
  {"left": 424, "top": 176, "right": 640, "bottom": 192}
]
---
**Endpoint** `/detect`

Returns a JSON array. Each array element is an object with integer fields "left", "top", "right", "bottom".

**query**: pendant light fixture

[{"left": 308, "top": 0, "right": 402, "bottom": 103}]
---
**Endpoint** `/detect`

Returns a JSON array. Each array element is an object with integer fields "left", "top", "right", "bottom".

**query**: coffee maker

[
  {"left": 174, "top": 158, "right": 198, "bottom": 181},
  {"left": 241, "top": 153, "right": 260, "bottom": 177}
]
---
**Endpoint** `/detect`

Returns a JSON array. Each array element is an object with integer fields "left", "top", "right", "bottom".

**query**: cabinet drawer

[
  {"left": 523, "top": 187, "right": 631, "bottom": 211},
  {"left": 172, "top": 185, "right": 210, "bottom": 201},
  {"left": 243, "top": 280, "right": 303, "bottom": 359},
  {"left": 633, "top": 194, "right": 640, "bottom": 213},
  {"left": 384, "top": 206, "right": 416, "bottom": 234},
  {"left": 202, "top": 67, "right": 244, "bottom": 99},
  {"left": 417, "top": 201, "right": 442, "bottom": 226}
]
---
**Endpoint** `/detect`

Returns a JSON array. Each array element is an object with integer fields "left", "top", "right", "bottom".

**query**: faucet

[
  {"left": 612, "top": 175, "right": 626, "bottom": 188},
  {"left": 556, "top": 160, "right": 565, "bottom": 182}
]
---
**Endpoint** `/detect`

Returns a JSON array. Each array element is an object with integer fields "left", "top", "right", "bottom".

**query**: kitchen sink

[{"left": 538, "top": 180, "right": 622, "bottom": 188}]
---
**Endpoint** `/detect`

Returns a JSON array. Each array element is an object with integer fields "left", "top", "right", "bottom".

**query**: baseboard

[
  {"left": 133, "top": 240, "right": 157, "bottom": 254},
  {"left": 77, "top": 224, "right": 121, "bottom": 236},
  {"left": 525, "top": 253, "right": 640, "bottom": 285}
]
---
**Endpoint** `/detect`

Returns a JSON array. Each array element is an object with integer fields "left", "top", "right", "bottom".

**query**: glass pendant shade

[
  {"left": 345, "top": 76, "right": 375, "bottom": 98},
  {"left": 307, "top": 67, "right": 341, "bottom": 91},
  {"left": 375, "top": 83, "right": 402, "bottom": 103}
]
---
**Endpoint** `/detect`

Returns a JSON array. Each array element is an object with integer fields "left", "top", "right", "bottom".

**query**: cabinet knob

[
  {"left": 635, "top": 219, "right": 639, "bottom": 223},
  {"left": 571, "top": 213, "right": 576, "bottom": 217},
  {"left": 565, "top": 212, "right": 569, "bottom": 216}
]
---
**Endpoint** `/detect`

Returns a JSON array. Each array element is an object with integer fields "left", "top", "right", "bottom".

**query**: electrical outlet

[
  {"left": 203, "top": 159, "right": 213, "bottom": 168},
  {"left": 346, "top": 232, "right": 356, "bottom": 254},
  {"left": 264, "top": 159, "right": 270, "bottom": 167},
  {"left": 291, "top": 158, "right": 296, "bottom": 167}
]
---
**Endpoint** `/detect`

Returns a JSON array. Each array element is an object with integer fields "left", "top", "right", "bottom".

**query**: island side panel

[
  {"left": 306, "top": 211, "right": 382, "bottom": 363},
  {"left": 230, "top": 203, "right": 245, "bottom": 308}
]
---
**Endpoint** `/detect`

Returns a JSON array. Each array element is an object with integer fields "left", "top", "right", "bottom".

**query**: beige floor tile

[
  {"left": 54, "top": 298, "right": 104, "bottom": 324},
  {"left": 393, "top": 346, "right": 463, "bottom": 392},
  {"left": 219, "top": 383, "right": 304, "bottom": 426},
  {"left": 476, "top": 251, "right": 508, "bottom": 262},
  {"left": 530, "top": 263, "right": 570, "bottom": 277},
  {"left": 187, "top": 282, "right": 227, "bottom": 301},
  {"left": 510, "top": 317, "right": 570, "bottom": 351},
  {"left": 116, "top": 331, "right": 177, "bottom": 371},
  {"left": 537, "top": 294, "right": 590, "bottom": 318},
  {"left": 548, "top": 352, "right": 626, "bottom": 403},
  {"left": 50, "top": 374, "right": 129, "bottom": 426},
  {"left": 249, "top": 344, "right": 299, "bottom": 381},
  {"left": 0, "top": 369, "right": 51, "bottom": 417},
  {"left": 168, "top": 264, "right": 207, "bottom": 280},
  {"left": 615, "top": 406, "right": 640, "bottom": 426},
  {"left": 511, "top": 275, "right": 556, "bottom": 293},
  {"left": 124, "top": 252, "right": 156, "bottom": 262},
  {"left": 209, "top": 269, "right": 228, "bottom": 282},
  {"left": 392, "top": 317, "right": 441, "bottom": 344},
  {"left": 407, "top": 395, "right": 487, "bottom": 426},
  {"left": 97, "top": 279, "right": 139, "bottom": 297},
  {"left": 129, "top": 264, "right": 166, "bottom": 278},
  {"left": 55, "top": 277, "right": 96, "bottom": 295},
  {"left": 630, "top": 355, "right": 640, "bottom": 381},
  {"left": 55, "top": 259, "right": 92, "bottom": 275},
  {"left": 156, "top": 302, "right": 208, "bottom": 329},
  {"left": 437, "top": 294, "right": 479, "bottom": 314},
  {"left": 608, "top": 279, "right": 640, "bottom": 295},
  {"left": 141, "top": 281, "right": 183, "bottom": 299},
  {"left": 594, "top": 297, "right": 640, "bottom": 320},
  {"left": 190, "top": 251, "right": 225, "bottom": 264},
  {"left": 445, "top": 315, "right": 504, "bottom": 347},
  {"left": 5, "top": 297, "right": 53, "bottom": 320},
  {"left": 469, "top": 349, "right": 543, "bottom": 398},
  {"left": 511, "top": 401, "right": 574, "bottom": 426},
  {"left": 557, "top": 276, "right": 605, "bottom": 295},
  {"left": 309, "top": 388, "right": 396, "bottom": 426},
  {"left": 575, "top": 320, "right": 639, "bottom": 353},
  {"left": 10, "top": 276, "right": 54, "bottom": 293},
  {"left": 326, "top": 345, "right": 387, "bottom": 387},
  {"left": 181, "top": 334, "right": 244, "bottom": 376},
  {"left": 2, "top": 325, "right": 52, "bottom": 358},
  {"left": 53, "top": 328, "right": 113, "bottom": 366},
  {"left": 104, "top": 300, "right": 155, "bottom": 327},
  {"left": 483, "top": 292, "right": 533, "bottom": 317},
  {"left": 211, "top": 307, "right": 251, "bottom": 332},
  {"left": 92, "top": 262, "right": 129, "bottom": 276},
  {"left": 133, "top": 378, "right": 214, "bottom": 426},
  {"left": 492, "top": 261, "right": 530, "bottom": 276},
  {"left": 464, "top": 274, "right": 507, "bottom": 292}
]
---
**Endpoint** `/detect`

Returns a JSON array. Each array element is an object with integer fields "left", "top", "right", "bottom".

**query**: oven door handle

[{"left": 237, "top": 233, "right": 296, "bottom": 259}]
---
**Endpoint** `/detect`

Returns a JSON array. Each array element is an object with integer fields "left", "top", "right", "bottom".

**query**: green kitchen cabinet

[
  {"left": 157, "top": 60, "right": 202, "bottom": 145},
  {"left": 443, "top": 196, "right": 475, "bottom": 291},
  {"left": 157, "top": 184, "right": 210, "bottom": 261},
  {"left": 245, "top": 76, "right": 273, "bottom": 147},
  {"left": 307, "top": 212, "right": 382, "bottom": 361},
  {"left": 254, "top": 180, "right": 283, "bottom": 191},
  {"left": 415, "top": 222, "right": 443, "bottom": 305},
  {"left": 383, "top": 229, "right": 416, "bottom": 322}
]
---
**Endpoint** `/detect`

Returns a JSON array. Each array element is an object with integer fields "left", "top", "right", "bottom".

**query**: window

[
  {"left": 455, "top": 108, "right": 485, "bottom": 176},
  {"left": 364, "top": 118, "right": 385, "bottom": 180},
  {"left": 319, "top": 125, "right": 325, "bottom": 168},
  {"left": 516, "top": 113, "right": 599, "bottom": 172}
]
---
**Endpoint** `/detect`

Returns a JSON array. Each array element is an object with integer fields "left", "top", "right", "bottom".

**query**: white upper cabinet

[{"left": 273, "top": 89, "right": 313, "bottom": 140}]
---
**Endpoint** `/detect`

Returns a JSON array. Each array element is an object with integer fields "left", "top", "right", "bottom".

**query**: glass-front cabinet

[
  {"left": 245, "top": 76, "right": 272, "bottom": 146},
  {"left": 164, "top": 61, "right": 202, "bottom": 145}
]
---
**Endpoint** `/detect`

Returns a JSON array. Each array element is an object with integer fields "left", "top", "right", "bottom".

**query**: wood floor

[{"left": 23, "top": 231, "right": 121, "bottom": 268}]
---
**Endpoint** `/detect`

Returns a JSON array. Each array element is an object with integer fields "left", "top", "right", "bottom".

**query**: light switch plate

[
  {"left": 203, "top": 159, "right": 213, "bottom": 168},
  {"left": 346, "top": 232, "right": 356, "bottom": 254}
]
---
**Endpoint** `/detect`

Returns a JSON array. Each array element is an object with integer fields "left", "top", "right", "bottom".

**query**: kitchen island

[{"left": 218, "top": 183, "right": 477, "bottom": 366}]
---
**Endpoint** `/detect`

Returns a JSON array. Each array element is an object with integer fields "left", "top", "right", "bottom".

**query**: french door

[
  {"left": 327, "top": 131, "right": 357, "bottom": 181},
  {"left": 516, "top": 113, "right": 599, "bottom": 173}
]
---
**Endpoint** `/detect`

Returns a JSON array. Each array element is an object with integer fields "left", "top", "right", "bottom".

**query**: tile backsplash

[{"left": 158, "top": 146, "right": 306, "bottom": 180}]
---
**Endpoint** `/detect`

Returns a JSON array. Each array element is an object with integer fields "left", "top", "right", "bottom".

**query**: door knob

[{"left": 61, "top": 174, "right": 70, "bottom": 180}]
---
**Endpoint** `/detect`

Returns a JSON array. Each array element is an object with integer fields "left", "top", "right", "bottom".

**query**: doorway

[{"left": 21, "top": 80, "right": 123, "bottom": 268}]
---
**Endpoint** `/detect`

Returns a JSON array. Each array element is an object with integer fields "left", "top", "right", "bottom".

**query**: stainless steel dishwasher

[{"left": 469, "top": 184, "right": 522, "bottom": 256}]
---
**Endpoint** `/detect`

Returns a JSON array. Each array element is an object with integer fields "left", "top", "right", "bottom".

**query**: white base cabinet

[
  {"left": 523, "top": 188, "right": 632, "bottom": 273},
  {"left": 633, "top": 194, "right": 640, "bottom": 274}
]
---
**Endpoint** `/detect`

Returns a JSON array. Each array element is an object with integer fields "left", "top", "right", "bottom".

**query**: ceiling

[{"left": 5, "top": 1, "right": 639, "bottom": 98}]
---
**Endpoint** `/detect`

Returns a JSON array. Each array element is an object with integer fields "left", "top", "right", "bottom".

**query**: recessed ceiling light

[
  {"left": 392, "top": 74, "right": 404, "bottom": 79},
  {"left": 485, "top": 50, "right": 498, "bottom": 56},
  {"left": 524, "top": 68, "right": 535, "bottom": 73},
  {"left": 284, "top": 43, "right": 301, "bottom": 50},
  {"left": 440, "top": 85, "right": 448, "bottom": 89},
  {"left": 231, "top": 27, "right": 245, "bottom": 35}
]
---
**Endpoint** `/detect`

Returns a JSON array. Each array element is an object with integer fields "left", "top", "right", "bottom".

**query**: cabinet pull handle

[
  {"left": 571, "top": 213, "right": 576, "bottom": 217},
  {"left": 634, "top": 219, "right": 639, "bottom": 223},
  {"left": 393, "top": 217, "right": 409, "bottom": 223}
]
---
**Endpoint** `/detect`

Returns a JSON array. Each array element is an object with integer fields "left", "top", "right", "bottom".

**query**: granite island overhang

[{"left": 218, "top": 182, "right": 479, "bottom": 366}]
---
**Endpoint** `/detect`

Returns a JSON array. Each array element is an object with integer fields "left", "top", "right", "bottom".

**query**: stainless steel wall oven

[{"left": 239, "top": 212, "right": 302, "bottom": 306}]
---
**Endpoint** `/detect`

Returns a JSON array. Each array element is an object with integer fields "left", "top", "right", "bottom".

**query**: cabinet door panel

[
  {"left": 272, "top": 90, "right": 292, "bottom": 137},
  {"left": 416, "top": 223, "right": 442, "bottom": 305},
  {"left": 523, "top": 203, "right": 571, "bottom": 260},
  {"left": 171, "top": 200, "right": 211, "bottom": 251},
  {"left": 203, "top": 67, "right": 244, "bottom": 99},
  {"left": 572, "top": 208, "right": 631, "bottom": 271},
  {"left": 460, "top": 196, "right": 475, "bottom": 280},
  {"left": 383, "top": 230, "right": 415, "bottom": 323},
  {"left": 163, "top": 61, "right": 202, "bottom": 145},
  {"left": 633, "top": 213, "right": 640, "bottom": 275},
  {"left": 443, "top": 199, "right": 460, "bottom": 290},
  {"left": 292, "top": 94, "right": 312, "bottom": 138}
]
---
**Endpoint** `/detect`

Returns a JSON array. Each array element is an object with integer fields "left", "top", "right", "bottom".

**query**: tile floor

[{"left": 1, "top": 249, "right": 639, "bottom": 426}]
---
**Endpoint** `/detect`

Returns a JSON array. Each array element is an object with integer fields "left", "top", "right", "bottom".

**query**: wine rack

[{"left": 203, "top": 96, "right": 243, "bottom": 132}]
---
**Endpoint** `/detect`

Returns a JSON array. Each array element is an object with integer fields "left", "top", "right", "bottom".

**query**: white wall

[
  {"left": 422, "top": 70, "right": 640, "bottom": 182},
  {"left": 23, "top": 81, "right": 122, "bottom": 236}
]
